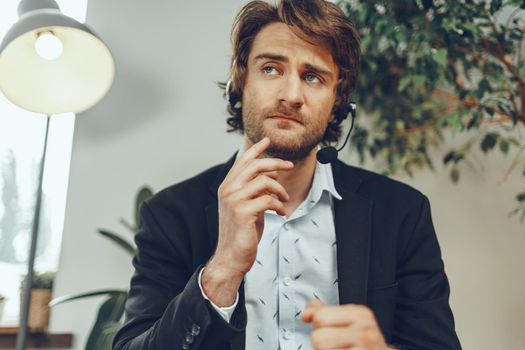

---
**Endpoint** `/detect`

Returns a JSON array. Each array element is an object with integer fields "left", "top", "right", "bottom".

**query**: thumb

[{"left": 301, "top": 298, "right": 324, "bottom": 323}]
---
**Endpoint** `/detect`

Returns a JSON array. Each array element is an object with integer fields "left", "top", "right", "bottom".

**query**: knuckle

[{"left": 218, "top": 185, "right": 231, "bottom": 198}]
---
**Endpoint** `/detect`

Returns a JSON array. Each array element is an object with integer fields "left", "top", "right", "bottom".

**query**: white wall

[{"left": 50, "top": 1, "right": 525, "bottom": 349}]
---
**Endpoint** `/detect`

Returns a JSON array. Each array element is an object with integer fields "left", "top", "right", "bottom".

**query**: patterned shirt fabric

[{"left": 199, "top": 148, "right": 342, "bottom": 350}]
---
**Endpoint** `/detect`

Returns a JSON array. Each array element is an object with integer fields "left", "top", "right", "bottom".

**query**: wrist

[
  {"left": 207, "top": 253, "right": 248, "bottom": 279},
  {"left": 201, "top": 259, "right": 244, "bottom": 307}
]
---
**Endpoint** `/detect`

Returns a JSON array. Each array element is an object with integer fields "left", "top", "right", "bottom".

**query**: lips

[{"left": 269, "top": 113, "right": 302, "bottom": 124}]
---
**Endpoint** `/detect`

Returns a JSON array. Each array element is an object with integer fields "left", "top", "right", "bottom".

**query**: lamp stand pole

[{"left": 16, "top": 115, "right": 51, "bottom": 350}]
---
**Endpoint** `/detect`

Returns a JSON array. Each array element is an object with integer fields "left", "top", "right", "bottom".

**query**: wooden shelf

[{"left": 0, "top": 327, "right": 72, "bottom": 349}]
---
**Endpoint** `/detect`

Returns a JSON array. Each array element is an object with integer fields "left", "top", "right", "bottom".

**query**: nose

[{"left": 278, "top": 73, "right": 304, "bottom": 109}]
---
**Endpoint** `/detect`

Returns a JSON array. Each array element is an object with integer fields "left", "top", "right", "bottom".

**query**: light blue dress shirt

[{"left": 199, "top": 149, "right": 342, "bottom": 350}]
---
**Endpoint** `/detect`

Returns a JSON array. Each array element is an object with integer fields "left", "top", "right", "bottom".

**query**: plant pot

[{"left": 20, "top": 289, "right": 51, "bottom": 331}]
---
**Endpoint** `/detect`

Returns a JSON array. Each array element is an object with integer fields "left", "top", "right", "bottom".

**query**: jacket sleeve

[
  {"left": 390, "top": 195, "right": 462, "bottom": 350},
  {"left": 112, "top": 201, "right": 246, "bottom": 350}
]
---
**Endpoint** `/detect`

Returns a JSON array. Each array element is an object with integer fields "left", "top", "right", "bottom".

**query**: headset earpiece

[
  {"left": 226, "top": 79, "right": 241, "bottom": 109},
  {"left": 334, "top": 101, "right": 356, "bottom": 124}
]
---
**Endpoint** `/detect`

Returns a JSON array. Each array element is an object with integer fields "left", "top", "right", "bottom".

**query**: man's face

[{"left": 241, "top": 22, "right": 339, "bottom": 161}]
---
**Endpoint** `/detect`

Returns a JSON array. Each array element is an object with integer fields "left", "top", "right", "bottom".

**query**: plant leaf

[
  {"left": 97, "top": 229, "right": 136, "bottom": 256},
  {"left": 413, "top": 75, "right": 426, "bottom": 89},
  {"left": 118, "top": 218, "right": 135, "bottom": 233},
  {"left": 443, "top": 151, "right": 455, "bottom": 165},
  {"left": 433, "top": 48, "right": 448, "bottom": 68},
  {"left": 95, "top": 322, "right": 123, "bottom": 350},
  {"left": 85, "top": 292, "right": 128, "bottom": 350},
  {"left": 480, "top": 133, "right": 499, "bottom": 153},
  {"left": 490, "top": 0, "right": 502, "bottom": 13},
  {"left": 450, "top": 167, "right": 460, "bottom": 183},
  {"left": 398, "top": 75, "right": 411, "bottom": 92},
  {"left": 134, "top": 186, "right": 154, "bottom": 231},
  {"left": 50, "top": 289, "right": 127, "bottom": 307},
  {"left": 499, "top": 139, "right": 509, "bottom": 154}
]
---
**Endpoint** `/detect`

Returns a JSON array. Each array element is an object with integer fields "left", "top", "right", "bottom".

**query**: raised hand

[{"left": 202, "top": 137, "right": 294, "bottom": 306}]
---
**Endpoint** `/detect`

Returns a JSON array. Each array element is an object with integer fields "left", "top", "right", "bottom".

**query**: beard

[{"left": 242, "top": 102, "right": 328, "bottom": 161}]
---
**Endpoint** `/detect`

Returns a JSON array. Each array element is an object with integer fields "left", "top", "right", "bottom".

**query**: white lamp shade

[{"left": 0, "top": 9, "right": 115, "bottom": 115}]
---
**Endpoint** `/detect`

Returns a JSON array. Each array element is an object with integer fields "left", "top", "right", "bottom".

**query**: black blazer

[{"left": 113, "top": 155, "right": 461, "bottom": 350}]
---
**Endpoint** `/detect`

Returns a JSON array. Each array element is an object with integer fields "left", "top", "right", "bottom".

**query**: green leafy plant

[
  {"left": 340, "top": 0, "right": 525, "bottom": 221},
  {"left": 20, "top": 271, "right": 55, "bottom": 291},
  {"left": 50, "top": 186, "right": 153, "bottom": 350}
]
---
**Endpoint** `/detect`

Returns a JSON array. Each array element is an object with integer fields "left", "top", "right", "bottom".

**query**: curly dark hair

[{"left": 221, "top": 0, "right": 360, "bottom": 144}]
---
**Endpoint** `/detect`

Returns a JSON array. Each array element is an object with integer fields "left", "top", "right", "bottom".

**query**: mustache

[{"left": 267, "top": 105, "right": 304, "bottom": 123}]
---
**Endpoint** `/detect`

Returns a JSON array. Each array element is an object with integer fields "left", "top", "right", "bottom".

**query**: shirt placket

[{"left": 278, "top": 218, "right": 296, "bottom": 350}]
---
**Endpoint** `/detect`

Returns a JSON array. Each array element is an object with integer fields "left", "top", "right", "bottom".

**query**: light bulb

[{"left": 35, "top": 32, "right": 63, "bottom": 60}]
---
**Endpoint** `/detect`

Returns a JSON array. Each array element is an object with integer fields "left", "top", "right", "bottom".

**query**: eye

[
  {"left": 262, "top": 65, "right": 279, "bottom": 75},
  {"left": 304, "top": 72, "right": 321, "bottom": 83}
]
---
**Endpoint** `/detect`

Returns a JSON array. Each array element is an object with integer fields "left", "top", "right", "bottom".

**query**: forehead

[{"left": 248, "top": 22, "right": 337, "bottom": 73}]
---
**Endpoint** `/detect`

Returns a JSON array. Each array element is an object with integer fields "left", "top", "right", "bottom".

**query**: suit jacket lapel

[{"left": 332, "top": 159, "right": 373, "bottom": 305}]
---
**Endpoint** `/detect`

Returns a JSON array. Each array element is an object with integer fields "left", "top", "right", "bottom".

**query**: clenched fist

[{"left": 302, "top": 299, "right": 390, "bottom": 350}]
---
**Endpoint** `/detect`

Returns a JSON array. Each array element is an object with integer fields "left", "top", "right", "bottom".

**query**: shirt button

[
  {"left": 282, "top": 330, "right": 292, "bottom": 340},
  {"left": 283, "top": 277, "right": 292, "bottom": 286},
  {"left": 283, "top": 222, "right": 290, "bottom": 230}
]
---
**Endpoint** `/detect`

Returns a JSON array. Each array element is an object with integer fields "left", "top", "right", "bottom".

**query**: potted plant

[
  {"left": 50, "top": 186, "right": 153, "bottom": 350},
  {"left": 20, "top": 271, "right": 55, "bottom": 331}
]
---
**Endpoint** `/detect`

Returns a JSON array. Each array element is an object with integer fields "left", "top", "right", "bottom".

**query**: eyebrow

[{"left": 253, "top": 52, "right": 334, "bottom": 79}]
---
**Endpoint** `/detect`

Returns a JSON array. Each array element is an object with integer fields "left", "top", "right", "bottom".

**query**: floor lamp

[{"left": 0, "top": 0, "right": 115, "bottom": 349}]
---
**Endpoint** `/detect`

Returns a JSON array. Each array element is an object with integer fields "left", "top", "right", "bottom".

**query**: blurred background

[{"left": 0, "top": 0, "right": 524, "bottom": 349}]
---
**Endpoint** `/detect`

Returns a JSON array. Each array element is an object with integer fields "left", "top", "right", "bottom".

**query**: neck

[{"left": 243, "top": 137, "right": 318, "bottom": 216}]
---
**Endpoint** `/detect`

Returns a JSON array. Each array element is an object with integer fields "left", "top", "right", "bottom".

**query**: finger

[
  {"left": 236, "top": 137, "right": 270, "bottom": 166},
  {"left": 220, "top": 158, "right": 292, "bottom": 199},
  {"left": 233, "top": 158, "right": 294, "bottom": 185},
  {"left": 301, "top": 299, "right": 325, "bottom": 323},
  {"left": 311, "top": 304, "right": 377, "bottom": 329},
  {"left": 241, "top": 194, "right": 286, "bottom": 217},
  {"left": 234, "top": 174, "right": 290, "bottom": 202},
  {"left": 310, "top": 326, "right": 354, "bottom": 350},
  {"left": 224, "top": 138, "right": 272, "bottom": 185}
]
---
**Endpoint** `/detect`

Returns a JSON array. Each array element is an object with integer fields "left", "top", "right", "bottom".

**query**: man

[{"left": 113, "top": 1, "right": 461, "bottom": 349}]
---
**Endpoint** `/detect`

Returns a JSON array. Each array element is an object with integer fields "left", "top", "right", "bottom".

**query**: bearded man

[{"left": 113, "top": 1, "right": 462, "bottom": 349}]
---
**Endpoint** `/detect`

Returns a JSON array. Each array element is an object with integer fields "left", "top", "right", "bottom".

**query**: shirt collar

[{"left": 235, "top": 142, "right": 342, "bottom": 202}]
